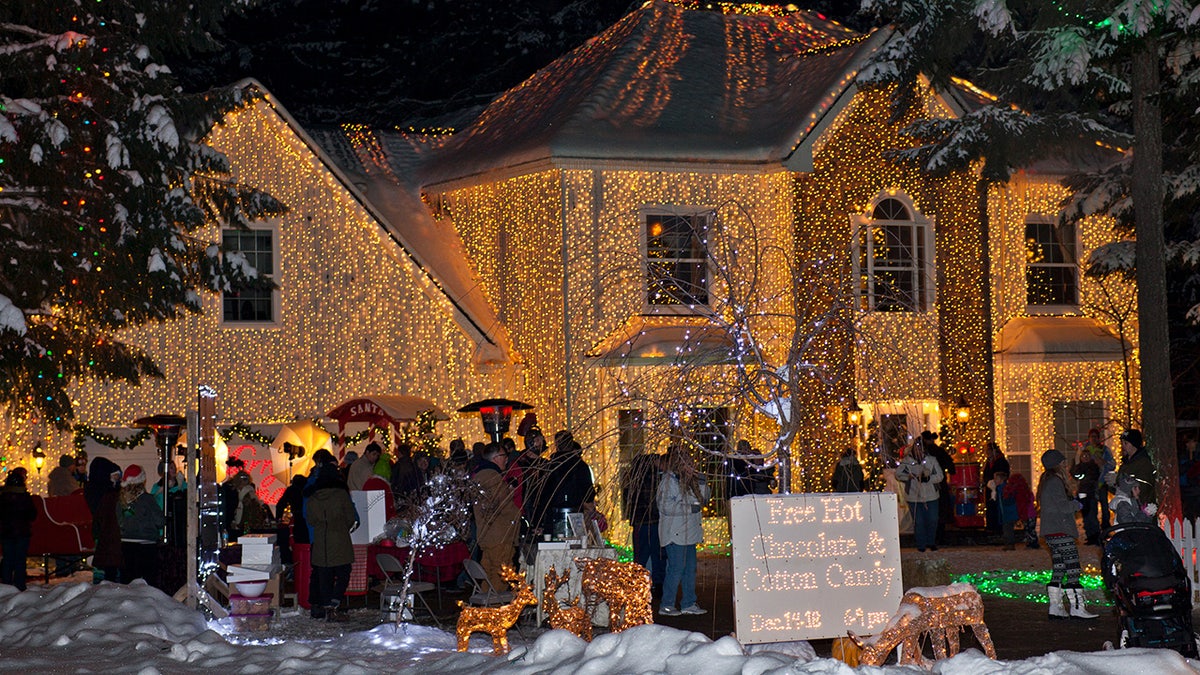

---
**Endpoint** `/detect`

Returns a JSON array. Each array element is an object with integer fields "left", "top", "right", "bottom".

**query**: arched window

[{"left": 852, "top": 195, "right": 933, "bottom": 312}]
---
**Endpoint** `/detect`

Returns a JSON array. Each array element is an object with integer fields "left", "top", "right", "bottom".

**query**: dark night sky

[{"left": 171, "top": 0, "right": 872, "bottom": 129}]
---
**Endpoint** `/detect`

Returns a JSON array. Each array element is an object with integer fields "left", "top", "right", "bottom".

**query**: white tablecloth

[{"left": 528, "top": 546, "right": 619, "bottom": 626}]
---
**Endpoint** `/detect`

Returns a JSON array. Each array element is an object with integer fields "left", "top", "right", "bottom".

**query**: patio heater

[
  {"left": 133, "top": 414, "right": 186, "bottom": 544},
  {"left": 457, "top": 398, "right": 533, "bottom": 444}
]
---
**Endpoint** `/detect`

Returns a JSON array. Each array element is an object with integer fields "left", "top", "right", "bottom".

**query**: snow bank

[
  {"left": 0, "top": 580, "right": 207, "bottom": 648},
  {"left": 1, "top": 582, "right": 1197, "bottom": 674}
]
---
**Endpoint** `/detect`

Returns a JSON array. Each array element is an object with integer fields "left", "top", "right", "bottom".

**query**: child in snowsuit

[{"left": 1003, "top": 472, "right": 1038, "bottom": 548}]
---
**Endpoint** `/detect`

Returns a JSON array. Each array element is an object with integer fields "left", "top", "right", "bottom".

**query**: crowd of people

[
  {"left": 0, "top": 419, "right": 1176, "bottom": 633},
  {"left": 256, "top": 425, "right": 608, "bottom": 620}
]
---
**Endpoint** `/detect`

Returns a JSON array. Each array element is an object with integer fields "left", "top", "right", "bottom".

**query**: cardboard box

[
  {"left": 350, "top": 490, "right": 388, "bottom": 545},
  {"left": 232, "top": 613, "right": 272, "bottom": 632},
  {"left": 236, "top": 533, "right": 277, "bottom": 545},
  {"left": 227, "top": 563, "right": 280, "bottom": 582},
  {"left": 240, "top": 545, "right": 279, "bottom": 566},
  {"left": 230, "top": 593, "right": 273, "bottom": 616}
]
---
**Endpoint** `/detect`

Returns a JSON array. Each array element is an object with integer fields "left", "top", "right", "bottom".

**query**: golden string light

[
  {"left": 574, "top": 556, "right": 653, "bottom": 632},
  {"left": 8, "top": 98, "right": 496, "bottom": 481},
  {"left": 456, "top": 565, "right": 538, "bottom": 655},
  {"left": 857, "top": 585, "right": 996, "bottom": 666},
  {"left": 542, "top": 566, "right": 594, "bottom": 641}
]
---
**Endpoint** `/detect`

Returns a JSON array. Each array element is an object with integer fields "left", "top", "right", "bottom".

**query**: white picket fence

[{"left": 1163, "top": 518, "right": 1200, "bottom": 603}]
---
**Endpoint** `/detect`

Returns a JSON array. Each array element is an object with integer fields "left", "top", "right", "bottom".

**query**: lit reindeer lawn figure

[
  {"left": 575, "top": 557, "right": 653, "bottom": 632},
  {"left": 543, "top": 566, "right": 593, "bottom": 641},
  {"left": 853, "top": 584, "right": 996, "bottom": 668},
  {"left": 455, "top": 565, "right": 537, "bottom": 655}
]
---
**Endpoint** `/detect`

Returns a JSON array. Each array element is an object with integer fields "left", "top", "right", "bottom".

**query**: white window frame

[
  {"left": 640, "top": 206, "right": 714, "bottom": 314},
  {"left": 1025, "top": 215, "right": 1079, "bottom": 313},
  {"left": 850, "top": 193, "right": 935, "bottom": 313},
  {"left": 220, "top": 222, "right": 281, "bottom": 328}
]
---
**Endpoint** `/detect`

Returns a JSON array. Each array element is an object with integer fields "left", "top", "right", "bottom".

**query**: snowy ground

[{"left": 2, "top": 573, "right": 1198, "bottom": 674}]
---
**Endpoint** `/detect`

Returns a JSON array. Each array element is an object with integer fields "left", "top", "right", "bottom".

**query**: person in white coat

[
  {"left": 895, "top": 436, "right": 944, "bottom": 552},
  {"left": 657, "top": 442, "right": 710, "bottom": 616}
]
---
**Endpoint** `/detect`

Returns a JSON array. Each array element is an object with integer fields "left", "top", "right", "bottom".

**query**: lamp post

[
  {"left": 953, "top": 396, "right": 971, "bottom": 449},
  {"left": 845, "top": 401, "right": 864, "bottom": 457},
  {"left": 32, "top": 444, "right": 45, "bottom": 474}
]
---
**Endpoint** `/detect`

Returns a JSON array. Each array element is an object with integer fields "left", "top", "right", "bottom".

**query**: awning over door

[
  {"left": 586, "top": 315, "right": 737, "bottom": 366},
  {"left": 995, "top": 316, "right": 1130, "bottom": 363}
]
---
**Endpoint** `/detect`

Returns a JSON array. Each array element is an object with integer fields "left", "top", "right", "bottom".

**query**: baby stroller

[{"left": 1101, "top": 522, "right": 1197, "bottom": 656}]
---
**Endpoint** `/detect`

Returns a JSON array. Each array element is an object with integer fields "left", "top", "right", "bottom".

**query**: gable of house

[{"left": 65, "top": 90, "right": 505, "bottom": 446}]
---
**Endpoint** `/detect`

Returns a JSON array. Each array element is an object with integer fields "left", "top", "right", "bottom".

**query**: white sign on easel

[{"left": 730, "top": 492, "right": 902, "bottom": 643}]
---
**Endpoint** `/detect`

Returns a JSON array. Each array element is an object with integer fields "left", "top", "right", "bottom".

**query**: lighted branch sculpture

[
  {"left": 390, "top": 468, "right": 480, "bottom": 627},
  {"left": 597, "top": 199, "right": 906, "bottom": 494}
]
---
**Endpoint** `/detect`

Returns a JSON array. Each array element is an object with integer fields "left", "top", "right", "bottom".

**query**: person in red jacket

[{"left": 1003, "top": 472, "right": 1038, "bottom": 548}]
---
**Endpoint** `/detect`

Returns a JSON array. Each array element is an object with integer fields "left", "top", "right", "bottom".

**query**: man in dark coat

[
  {"left": 0, "top": 468, "right": 37, "bottom": 590},
  {"left": 1116, "top": 428, "right": 1157, "bottom": 508},
  {"left": 622, "top": 453, "right": 665, "bottom": 589},
  {"left": 85, "top": 457, "right": 123, "bottom": 583},
  {"left": 831, "top": 447, "right": 865, "bottom": 492},
  {"left": 729, "top": 440, "right": 775, "bottom": 497},
  {"left": 532, "top": 432, "right": 595, "bottom": 537}
]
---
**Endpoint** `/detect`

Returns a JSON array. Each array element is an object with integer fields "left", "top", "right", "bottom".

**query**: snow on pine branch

[
  {"left": 973, "top": 0, "right": 1015, "bottom": 36},
  {"left": 1087, "top": 241, "right": 1135, "bottom": 278},
  {"left": 0, "top": 25, "right": 87, "bottom": 56},
  {"left": 0, "top": 294, "right": 27, "bottom": 336},
  {"left": 1027, "top": 26, "right": 1117, "bottom": 89}
]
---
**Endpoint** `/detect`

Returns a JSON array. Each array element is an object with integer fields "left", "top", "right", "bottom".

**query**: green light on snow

[{"left": 953, "top": 569, "right": 1110, "bottom": 606}]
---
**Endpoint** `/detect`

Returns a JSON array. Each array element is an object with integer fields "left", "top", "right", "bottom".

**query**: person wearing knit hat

[
  {"left": 1116, "top": 428, "right": 1156, "bottom": 508},
  {"left": 1041, "top": 449, "right": 1065, "bottom": 470},
  {"left": 122, "top": 464, "right": 146, "bottom": 486},
  {"left": 1036, "top": 448, "right": 1096, "bottom": 620},
  {"left": 118, "top": 463, "right": 165, "bottom": 585}
]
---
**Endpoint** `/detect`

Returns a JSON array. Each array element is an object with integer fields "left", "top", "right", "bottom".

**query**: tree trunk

[{"left": 1131, "top": 35, "right": 1180, "bottom": 521}]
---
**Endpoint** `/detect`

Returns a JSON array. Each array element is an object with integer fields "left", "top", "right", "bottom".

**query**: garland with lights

[
  {"left": 70, "top": 418, "right": 402, "bottom": 454},
  {"left": 218, "top": 423, "right": 275, "bottom": 446},
  {"left": 73, "top": 424, "right": 152, "bottom": 451}
]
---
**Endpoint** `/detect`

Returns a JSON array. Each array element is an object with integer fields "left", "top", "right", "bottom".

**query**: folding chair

[
  {"left": 462, "top": 559, "right": 514, "bottom": 606},
  {"left": 414, "top": 540, "right": 468, "bottom": 610},
  {"left": 376, "top": 553, "right": 442, "bottom": 629},
  {"left": 462, "top": 559, "right": 528, "bottom": 637}
]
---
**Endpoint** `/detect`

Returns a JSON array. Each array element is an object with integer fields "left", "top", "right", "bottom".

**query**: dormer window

[
  {"left": 1025, "top": 217, "right": 1078, "bottom": 310},
  {"left": 852, "top": 195, "right": 934, "bottom": 312},
  {"left": 643, "top": 208, "right": 712, "bottom": 311}
]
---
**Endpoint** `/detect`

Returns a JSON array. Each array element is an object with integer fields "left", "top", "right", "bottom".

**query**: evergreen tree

[
  {"left": 859, "top": 0, "right": 1199, "bottom": 519},
  {"left": 0, "top": 1, "right": 286, "bottom": 429}
]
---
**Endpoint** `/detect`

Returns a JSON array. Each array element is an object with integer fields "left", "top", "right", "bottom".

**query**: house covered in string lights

[
  {"left": 391, "top": 0, "right": 1135, "bottom": 501},
  {"left": 34, "top": 92, "right": 515, "bottom": 502},
  {"left": 30, "top": 1, "right": 1134, "bottom": 526}
]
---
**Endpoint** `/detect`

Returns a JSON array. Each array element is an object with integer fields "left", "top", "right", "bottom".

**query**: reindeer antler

[{"left": 500, "top": 564, "right": 524, "bottom": 586}]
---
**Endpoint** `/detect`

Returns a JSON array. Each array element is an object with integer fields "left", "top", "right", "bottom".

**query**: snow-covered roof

[
  {"left": 420, "top": 0, "right": 887, "bottom": 187},
  {"left": 253, "top": 90, "right": 512, "bottom": 367}
]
